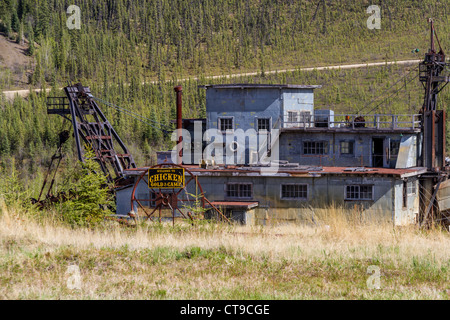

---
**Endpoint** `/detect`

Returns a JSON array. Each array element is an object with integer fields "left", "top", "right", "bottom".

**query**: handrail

[{"left": 282, "top": 114, "right": 422, "bottom": 130}]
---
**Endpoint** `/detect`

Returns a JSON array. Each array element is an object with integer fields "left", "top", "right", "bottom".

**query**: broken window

[
  {"left": 303, "top": 141, "right": 328, "bottom": 155},
  {"left": 407, "top": 179, "right": 417, "bottom": 195},
  {"left": 299, "top": 111, "right": 311, "bottom": 125},
  {"left": 390, "top": 140, "right": 400, "bottom": 159},
  {"left": 226, "top": 183, "right": 252, "bottom": 199},
  {"left": 281, "top": 184, "right": 308, "bottom": 199},
  {"left": 345, "top": 185, "right": 373, "bottom": 200},
  {"left": 340, "top": 140, "right": 355, "bottom": 155},
  {"left": 218, "top": 117, "right": 234, "bottom": 132}
]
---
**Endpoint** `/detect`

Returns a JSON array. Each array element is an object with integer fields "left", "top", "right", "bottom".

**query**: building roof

[
  {"left": 199, "top": 84, "right": 322, "bottom": 90},
  {"left": 123, "top": 165, "right": 428, "bottom": 178}
]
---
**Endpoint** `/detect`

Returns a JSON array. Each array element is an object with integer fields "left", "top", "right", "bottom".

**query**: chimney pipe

[{"left": 174, "top": 86, "right": 183, "bottom": 165}]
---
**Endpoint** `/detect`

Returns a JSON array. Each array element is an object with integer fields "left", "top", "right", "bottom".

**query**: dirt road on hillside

[{"left": 1, "top": 58, "right": 421, "bottom": 101}]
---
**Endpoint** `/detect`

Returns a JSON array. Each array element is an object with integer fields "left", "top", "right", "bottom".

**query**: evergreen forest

[{"left": 0, "top": 0, "right": 449, "bottom": 199}]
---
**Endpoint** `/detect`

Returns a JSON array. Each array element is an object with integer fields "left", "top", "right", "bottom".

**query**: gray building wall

[
  {"left": 118, "top": 172, "right": 421, "bottom": 226},
  {"left": 205, "top": 87, "right": 315, "bottom": 132},
  {"left": 204, "top": 86, "right": 316, "bottom": 165},
  {"left": 279, "top": 132, "right": 419, "bottom": 168}
]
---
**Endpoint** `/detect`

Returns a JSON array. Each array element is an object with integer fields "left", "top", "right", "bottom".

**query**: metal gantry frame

[
  {"left": 417, "top": 19, "right": 450, "bottom": 228},
  {"left": 48, "top": 83, "right": 137, "bottom": 184}
]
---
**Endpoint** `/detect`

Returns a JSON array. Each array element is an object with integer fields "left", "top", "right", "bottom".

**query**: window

[
  {"left": 403, "top": 179, "right": 417, "bottom": 208},
  {"left": 138, "top": 192, "right": 157, "bottom": 207},
  {"left": 407, "top": 180, "right": 416, "bottom": 195},
  {"left": 138, "top": 193, "right": 149, "bottom": 207},
  {"left": 345, "top": 185, "right": 373, "bottom": 200},
  {"left": 390, "top": 140, "right": 400, "bottom": 158},
  {"left": 287, "top": 111, "right": 298, "bottom": 123},
  {"left": 218, "top": 117, "right": 234, "bottom": 132},
  {"left": 149, "top": 192, "right": 157, "bottom": 208},
  {"left": 299, "top": 111, "right": 311, "bottom": 125},
  {"left": 303, "top": 141, "right": 328, "bottom": 155},
  {"left": 281, "top": 184, "right": 308, "bottom": 199},
  {"left": 340, "top": 140, "right": 354, "bottom": 155},
  {"left": 226, "top": 183, "right": 252, "bottom": 199},
  {"left": 257, "top": 118, "right": 271, "bottom": 132}
]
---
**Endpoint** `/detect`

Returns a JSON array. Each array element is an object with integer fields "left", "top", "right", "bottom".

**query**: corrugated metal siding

[{"left": 437, "top": 178, "right": 450, "bottom": 212}]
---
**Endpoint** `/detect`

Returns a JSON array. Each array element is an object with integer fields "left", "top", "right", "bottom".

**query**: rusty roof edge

[
  {"left": 123, "top": 166, "right": 428, "bottom": 177},
  {"left": 398, "top": 167, "right": 428, "bottom": 178},
  {"left": 198, "top": 84, "right": 322, "bottom": 89}
]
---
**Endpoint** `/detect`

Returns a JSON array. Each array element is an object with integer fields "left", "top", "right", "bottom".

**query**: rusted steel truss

[{"left": 47, "top": 83, "right": 136, "bottom": 183}]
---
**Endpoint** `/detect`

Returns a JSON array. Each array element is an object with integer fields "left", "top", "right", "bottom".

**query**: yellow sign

[{"left": 148, "top": 168, "right": 185, "bottom": 188}]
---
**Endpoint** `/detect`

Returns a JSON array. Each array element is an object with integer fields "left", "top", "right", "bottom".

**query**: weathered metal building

[
  {"left": 44, "top": 20, "right": 449, "bottom": 228},
  {"left": 118, "top": 83, "right": 431, "bottom": 226}
]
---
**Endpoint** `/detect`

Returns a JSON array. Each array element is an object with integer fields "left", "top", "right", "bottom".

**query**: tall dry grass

[{"left": 0, "top": 200, "right": 449, "bottom": 299}]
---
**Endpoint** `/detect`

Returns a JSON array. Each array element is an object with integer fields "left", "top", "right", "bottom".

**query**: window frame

[
  {"left": 280, "top": 183, "right": 308, "bottom": 200},
  {"left": 340, "top": 140, "right": 355, "bottom": 156},
  {"left": 287, "top": 110, "right": 299, "bottom": 124},
  {"left": 303, "top": 140, "right": 328, "bottom": 156},
  {"left": 225, "top": 182, "right": 253, "bottom": 199},
  {"left": 299, "top": 111, "right": 312, "bottom": 126},
  {"left": 218, "top": 116, "right": 234, "bottom": 133},
  {"left": 407, "top": 179, "right": 417, "bottom": 195},
  {"left": 390, "top": 140, "right": 401, "bottom": 159},
  {"left": 344, "top": 185, "right": 374, "bottom": 201},
  {"left": 256, "top": 117, "right": 271, "bottom": 132}
]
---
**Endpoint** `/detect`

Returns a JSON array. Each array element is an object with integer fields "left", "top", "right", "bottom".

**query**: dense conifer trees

[{"left": 0, "top": 0, "right": 448, "bottom": 194}]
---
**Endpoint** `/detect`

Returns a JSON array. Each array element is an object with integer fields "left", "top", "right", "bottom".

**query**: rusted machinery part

[
  {"left": 130, "top": 164, "right": 206, "bottom": 223},
  {"left": 130, "top": 164, "right": 231, "bottom": 224},
  {"left": 105, "top": 215, "right": 136, "bottom": 227},
  {"left": 354, "top": 116, "right": 366, "bottom": 128},
  {"left": 31, "top": 190, "right": 74, "bottom": 209}
]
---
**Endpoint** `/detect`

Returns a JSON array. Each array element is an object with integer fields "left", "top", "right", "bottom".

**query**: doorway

[{"left": 372, "top": 138, "right": 385, "bottom": 167}]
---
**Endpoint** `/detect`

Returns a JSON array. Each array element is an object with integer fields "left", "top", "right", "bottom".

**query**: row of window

[
  {"left": 139, "top": 183, "right": 375, "bottom": 205},
  {"left": 224, "top": 183, "right": 375, "bottom": 200},
  {"left": 219, "top": 111, "right": 315, "bottom": 131},
  {"left": 219, "top": 113, "right": 311, "bottom": 132},
  {"left": 139, "top": 179, "right": 420, "bottom": 209},
  {"left": 219, "top": 117, "right": 402, "bottom": 157},
  {"left": 219, "top": 117, "right": 271, "bottom": 132},
  {"left": 302, "top": 140, "right": 401, "bottom": 156}
]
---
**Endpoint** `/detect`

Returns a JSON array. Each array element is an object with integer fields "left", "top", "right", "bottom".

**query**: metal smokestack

[{"left": 174, "top": 86, "right": 183, "bottom": 165}]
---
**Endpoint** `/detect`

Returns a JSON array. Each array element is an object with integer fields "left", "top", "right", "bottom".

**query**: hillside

[
  {"left": 0, "top": 0, "right": 449, "bottom": 89},
  {"left": 0, "top": 32, "right": 32, "bottom": 87},
  {"left": 0, "top": 0, "right": 449, "bottom": 199}
]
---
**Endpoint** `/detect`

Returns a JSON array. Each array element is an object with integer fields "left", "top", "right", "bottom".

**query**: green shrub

[{"left": 59, "top": 148, "right": 115, "bottom": 227}]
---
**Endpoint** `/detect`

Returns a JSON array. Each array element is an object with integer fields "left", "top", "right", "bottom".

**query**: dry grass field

[{"left": 0, "top": 200, "right": 449, "bottom": 300}]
